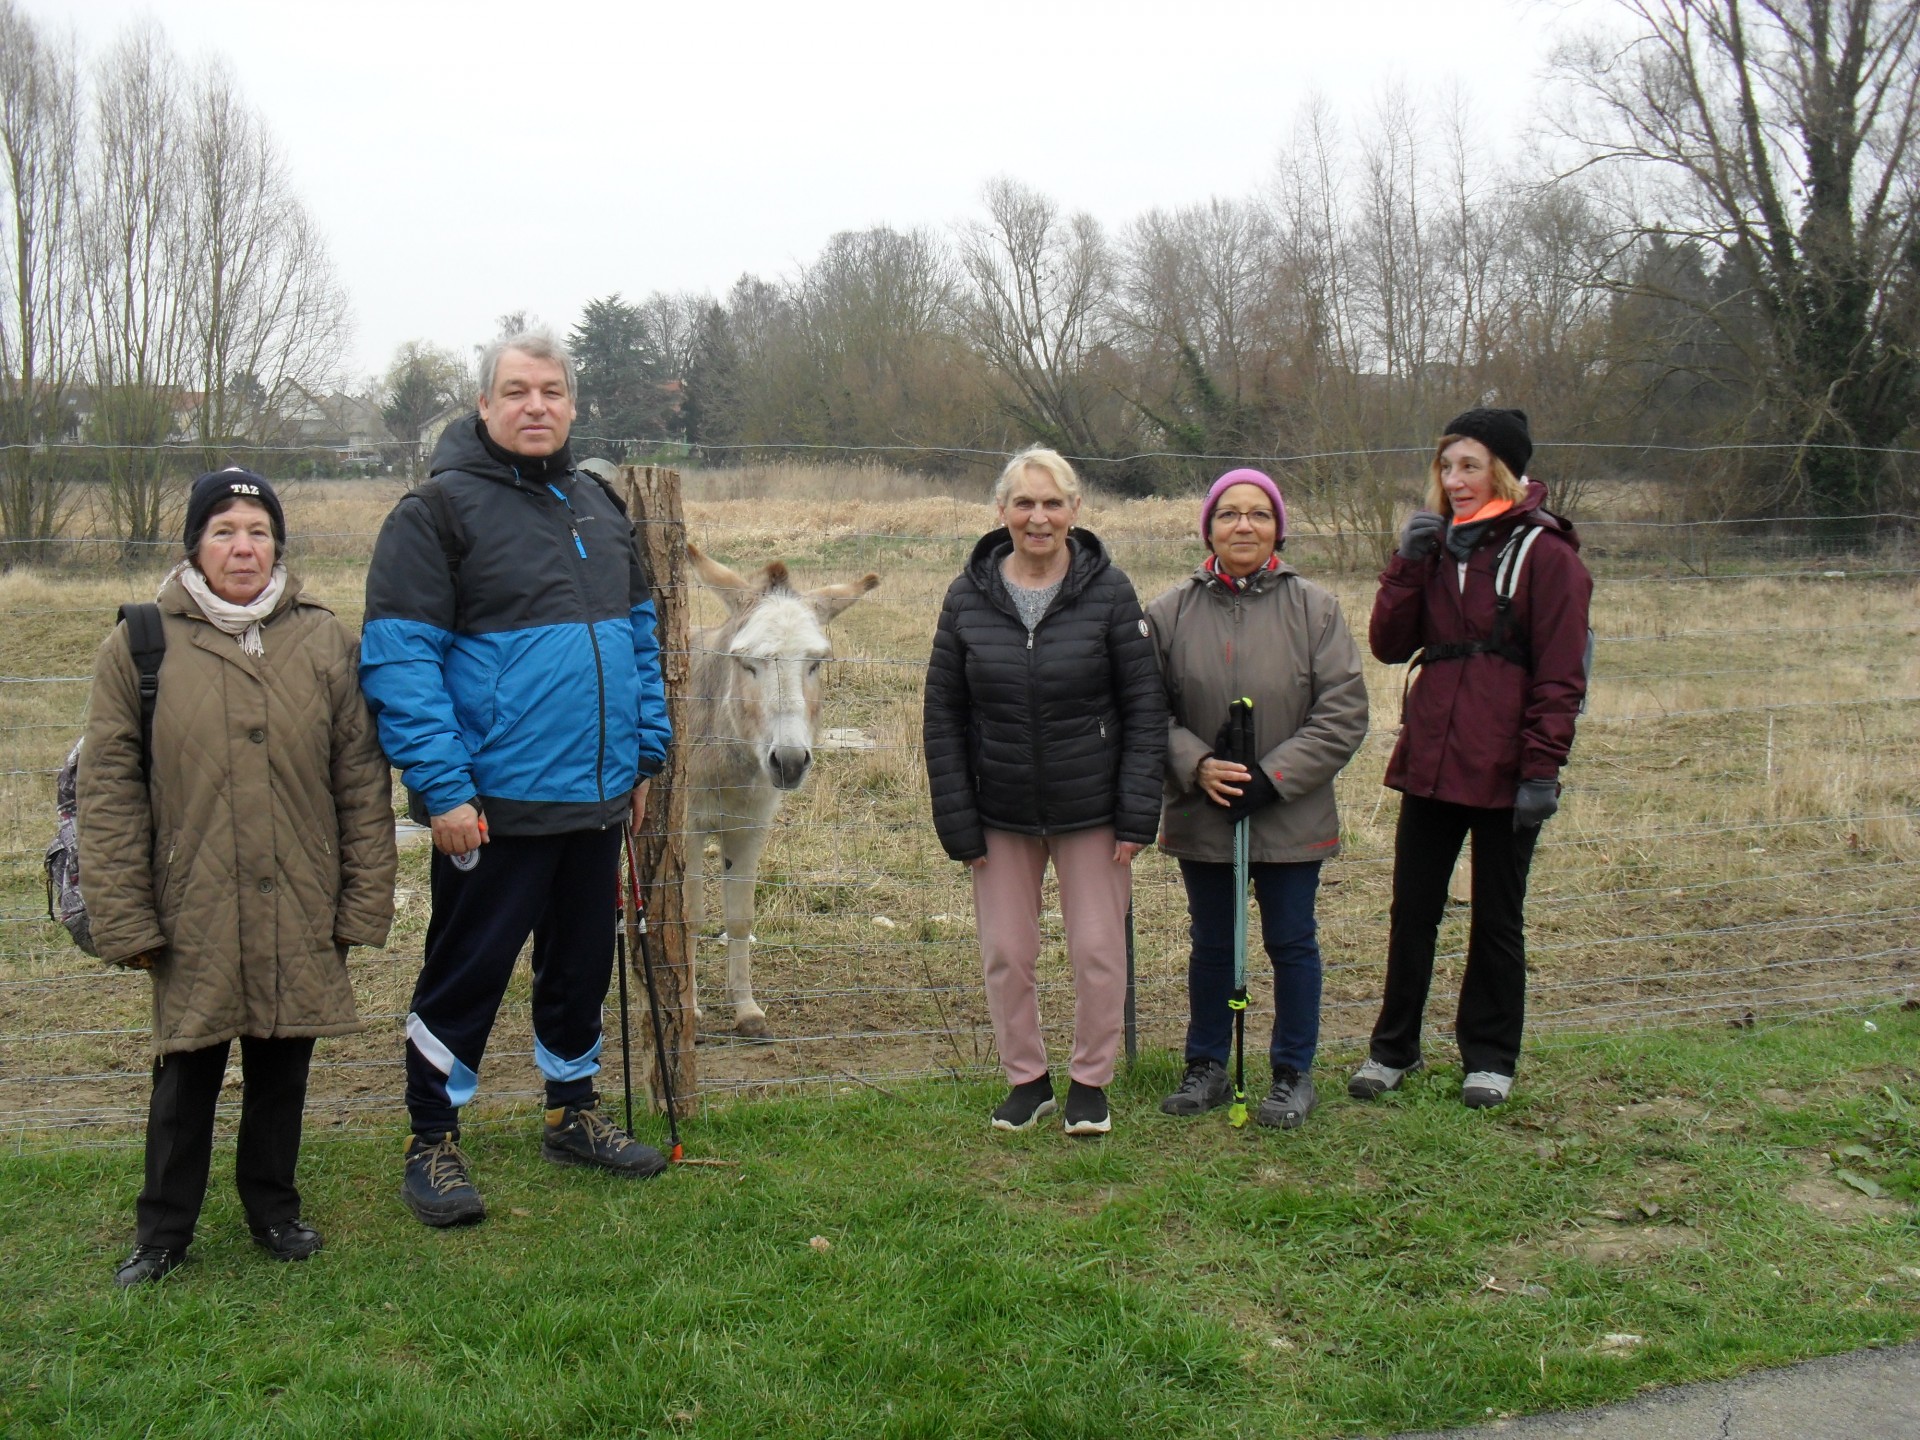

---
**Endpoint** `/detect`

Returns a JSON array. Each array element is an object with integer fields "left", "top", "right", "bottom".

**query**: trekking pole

[
  {"left": 1226, "top": 697, "right": 1255, "bottom": 1129},
  {"left": 622, "top": 823, "right": 684, "bottom": 1162},
  {"left": 613, "top": 870, "right": 636, "bottom": 1138},
  {"left": 1228, "top": 810, "right": 1250, "bottom": 1128}
]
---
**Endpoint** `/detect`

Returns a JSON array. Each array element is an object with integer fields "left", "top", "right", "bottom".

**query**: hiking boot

[
  {"left": 1347, "top": 1056, "right": 1422, "bottom": 1100},
  {"left": 250, "top": 1219, "right": 323, "bottom": 1261},
  {"left": 1257, "top": 1068, "right": 1318, "bottom": 1130},
  {"left": 1461, "top": 1071, "right": 1514, "bottom": 1109},
  {"left": 1160, "top": 1058, "right": 1232, "bottom": 1116},
  {"left": 542, "top": 1098, "right": 668, "bottom": 1176},
  {"left": 991, "top": 1075, "right": 1056, "bottom": 1132},
  {"left": 114, "top": 1244, "right": 187, "bottom": 1288},
  {"left": 402, "top": 1134, "right": 486, "bottom": 1227},
  {"left": 1063, "top": 1080, "right": 1111, "bottom": 1137}
]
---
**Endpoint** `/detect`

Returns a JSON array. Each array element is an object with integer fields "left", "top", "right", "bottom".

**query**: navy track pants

[{"left": 404, "top": 827, "right": 622, "bottom": 1141}]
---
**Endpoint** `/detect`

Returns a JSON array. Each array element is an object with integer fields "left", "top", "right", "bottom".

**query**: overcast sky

[{"left": 55, "top": 0, "right": 1605, "bottom": 385}]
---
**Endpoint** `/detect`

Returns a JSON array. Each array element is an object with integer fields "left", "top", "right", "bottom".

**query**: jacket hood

[
  {"left": 964, "top": 527, "right": 1113, "bottom": 611},
  {"left": 428, "top": 413, "right": 561, "bottom": 491},
  {"left": 1511, "top": 479, "right": 1579, "bottom": 550}
]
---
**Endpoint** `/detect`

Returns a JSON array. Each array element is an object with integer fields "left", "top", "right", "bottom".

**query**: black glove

[
  {"left": 1513, "top": 777, "right": 1560, "bottom": 831},
  {"left": 1210, "top": 697, "right": 1277, "bottom": 822},
  {"left": 1218, "top": 762, "right": 1280, "bottom": 823},
  {"left": 1398, "top": 509, "right": 1447, "bottom": 561}
]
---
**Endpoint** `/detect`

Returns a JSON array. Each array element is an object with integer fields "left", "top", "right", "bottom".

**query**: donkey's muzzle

[{"left": 768, "top": 745, "right": 813, "bottom": 790}]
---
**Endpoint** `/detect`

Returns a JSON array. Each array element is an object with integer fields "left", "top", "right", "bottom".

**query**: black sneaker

[
  {"left": 1256, "top": 1068, "right": 1319, "bottom": 1129},
  {"left": 1063, "top": 1080, "right": 1111, "bottom": 1137},
  {"left": 402, "top": 1134, "right": 486, "bottom": 1227},
  {"left": 114, "top": 1244, "right": 188, "bottom": 1288},
  {"left": 1159, "top": 1058, "right": 1232, "bottom": 1116},
  {"left": 542, "top": 1098, "right": 668, "bottom": 1176},
  {"left": 990, "top": 1075, "right": 1056, "bottom": 1132},
  {"left": 251, "top": 1219, "right": 323, "bottom": 1261}
]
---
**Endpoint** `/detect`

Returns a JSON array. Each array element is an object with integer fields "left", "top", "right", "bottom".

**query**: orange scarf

[{"left": 1454, "top": 496, "right": 1514, "bottom": 525}]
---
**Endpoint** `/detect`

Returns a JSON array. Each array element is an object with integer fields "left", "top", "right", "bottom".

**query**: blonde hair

[
  {"left": 1426, "top": 434, "right": 1526, "bottom": 513},
  {"left": 994, "top": 446, "right": 1083, "bottom": 509}
]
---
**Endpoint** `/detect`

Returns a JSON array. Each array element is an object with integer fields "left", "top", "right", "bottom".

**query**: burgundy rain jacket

[{"left": 1371, "top": 480, "right": 1592, "bottom": 810}]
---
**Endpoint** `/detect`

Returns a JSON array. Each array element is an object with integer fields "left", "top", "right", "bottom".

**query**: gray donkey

[{"left": 684, "top": 544, "right": 879, "bottom": 1037}]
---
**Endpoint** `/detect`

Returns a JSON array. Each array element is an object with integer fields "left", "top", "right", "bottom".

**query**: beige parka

[
  {"left": 1146, "top": 561, "right": 1369, "bottom": 864},
  {"left": 77, "top": 573, "right": 397, "bottom": 1055}
]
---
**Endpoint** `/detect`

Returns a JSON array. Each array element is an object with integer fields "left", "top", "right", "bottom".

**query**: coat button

[
  {"left": 248, "top": 728, "right": 264, "bottom": 743},
  {"left": 257, "top": 878, "right": 273, "bottom": 894}
]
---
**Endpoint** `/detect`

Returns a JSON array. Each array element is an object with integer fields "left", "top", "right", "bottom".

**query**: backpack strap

[
  {"left": 116, "top": 602, "right": 165, "bottom": 778},
  {"left": 1402, "top": 524, "right": 1539, "bottom": 717},
  {"left": 411, "top": 479, "right": 469, "bottom": 629}
]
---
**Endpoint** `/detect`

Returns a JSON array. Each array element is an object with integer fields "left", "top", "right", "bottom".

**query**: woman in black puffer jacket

[{"left": 924, "top": 447, "right": 1167, "bottom": 1138}]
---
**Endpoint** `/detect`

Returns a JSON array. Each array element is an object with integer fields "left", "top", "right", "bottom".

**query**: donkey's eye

[
  {"left": 807, "top": 660, "right": 823, "bottom": 676},
  {"left": 737, "top": 658, "right": 760, "bottom": 677}
]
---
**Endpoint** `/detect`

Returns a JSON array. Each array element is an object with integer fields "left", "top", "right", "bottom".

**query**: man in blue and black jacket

[{"left": 362, "top": 329, "right": 672, "bottom": 1227}]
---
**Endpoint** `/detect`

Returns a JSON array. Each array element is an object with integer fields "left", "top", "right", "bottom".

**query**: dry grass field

[{"left": 1, "top": 465, "right": 1915, "bottom": 1137}]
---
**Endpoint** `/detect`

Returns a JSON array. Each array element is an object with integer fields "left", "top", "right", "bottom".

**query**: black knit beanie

[
  {"left": 1441, "top": 407, "right": 1532, "bottom": 480},
  {"left": 184, "top": 467, "right": 286, "bottom": 555}
]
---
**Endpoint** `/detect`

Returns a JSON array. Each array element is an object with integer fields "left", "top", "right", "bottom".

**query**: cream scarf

[{"left": 165, "top": 560, "right": 289, "bottom": 657}]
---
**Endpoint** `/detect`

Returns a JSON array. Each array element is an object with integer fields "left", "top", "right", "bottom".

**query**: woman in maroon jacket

[{"left": 1349, "top": 408, "right": 1592, "bottom": 1109}]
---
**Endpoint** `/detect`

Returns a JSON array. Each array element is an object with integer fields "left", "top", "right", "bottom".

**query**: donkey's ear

[
  {"left": 688, "top": 542, "right": 758, "bottom": 616},
  {"left": 807, "top": 572, "right": 880, "bottom": 622}
]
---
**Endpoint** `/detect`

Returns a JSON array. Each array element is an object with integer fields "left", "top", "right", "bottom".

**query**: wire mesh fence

[{"left": 0, "top": 449, "right": 1914, "bottom": 1145}]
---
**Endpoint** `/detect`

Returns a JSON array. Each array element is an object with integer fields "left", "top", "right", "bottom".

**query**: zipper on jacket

[
  {"left": 1025, "top": 623, "right": 1049, "bottom": 829},
  {"left": 547, "top": 480, "right": 609, "bottom": 808}
]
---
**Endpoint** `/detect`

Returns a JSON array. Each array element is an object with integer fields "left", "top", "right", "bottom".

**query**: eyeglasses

[{"left": 1212, "top": 508, "right": 1276, "bottom": 527}]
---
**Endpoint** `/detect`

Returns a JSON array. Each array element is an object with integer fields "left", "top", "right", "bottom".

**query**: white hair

[{"left": 479, "top": 328, "right": 576, "bottom": 398}]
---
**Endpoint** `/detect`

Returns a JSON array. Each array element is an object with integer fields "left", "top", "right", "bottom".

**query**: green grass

[{"left": 6, "top": 1012, "right": 1920, "bottom": 1439}]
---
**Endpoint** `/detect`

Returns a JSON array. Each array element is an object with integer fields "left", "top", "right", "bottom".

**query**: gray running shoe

[
  {"left": 1257, "top": 1068, "right": 1319, "bottom": 1129},
  {"left": 1159, "top": 1058, "right": 1232, "bottom": 1116},
  {"left": 1347, "top": 1056, "right": 1422, "bottom": 1100},
  {"left": 1461, "top": 1071, "right": 1514, "bottom": 1109}
]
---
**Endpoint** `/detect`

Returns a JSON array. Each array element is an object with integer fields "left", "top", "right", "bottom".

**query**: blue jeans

[{"left": 1178, "top": 858, "right": 1324, "bottom": 1074}]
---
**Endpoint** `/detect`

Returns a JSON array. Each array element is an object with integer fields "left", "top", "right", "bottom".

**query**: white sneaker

[
  {"left": 1347, "top": 1057, "right": 1421, "bottom": 1100},
  {"left": 1461, "top": 1071, "right": 1514, "bottom": 1109}
]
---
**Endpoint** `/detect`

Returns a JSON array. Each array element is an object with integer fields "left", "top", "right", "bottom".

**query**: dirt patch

[
  {"left": 1785, "top": 1152, "right": 1910, "bottom": 1224},
  {"left": 1611, "top": 1095, "right": 1706, "bottom": 1124},
  {"left": 1555, "top": 1222, "right": 1707, "bottom": 1266}
]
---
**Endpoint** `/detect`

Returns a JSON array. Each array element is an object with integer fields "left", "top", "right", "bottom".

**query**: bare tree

[
  {"left": 0, "top": 0, "right": 82, "bottom": 553},
  {"left": 957, "top": 178, "right": 1139, "bottom": 486},
  {"left": 184, "top": 60, "right": 350, "bottom": 463},
  {"left": 1552, "top": 0, "right": 1920, "bottom": 513},
  {"left": 785, "top": 226, "right": 982, "bottom": 458},
  {"left": 1117, "top": 198, "right": 1296, "bottom": 482},
  {"left": 82, "top": 23, "right": 197, "bottom": 551}
]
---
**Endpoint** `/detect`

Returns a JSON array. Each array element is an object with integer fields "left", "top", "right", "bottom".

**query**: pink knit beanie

[{"left": 1199, "top": 468, "right": 1287, "bottom": 546}]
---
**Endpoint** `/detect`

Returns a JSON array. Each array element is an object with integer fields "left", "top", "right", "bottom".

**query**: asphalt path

[{"left": 1380, "top": 1340, "right": 1920, "bottom": 1439}]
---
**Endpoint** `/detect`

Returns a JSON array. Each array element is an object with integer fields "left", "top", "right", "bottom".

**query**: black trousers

[
  {"left": 404, "top": 828, "right": 623, "bottom": 1141},
  {"left": 1368, "top": 793, "right": 1539, "bottom": 1077},
  {"left": 136, "top": 1035, "right": 315, "bottom": 1250}
]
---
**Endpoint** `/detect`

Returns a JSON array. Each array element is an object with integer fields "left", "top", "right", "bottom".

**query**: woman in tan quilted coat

[{"left": 79, "top": 469, "right": 397, "bottom": 1287}]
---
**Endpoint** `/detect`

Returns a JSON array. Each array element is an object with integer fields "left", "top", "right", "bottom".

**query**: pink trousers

[{"left": 972, "top": 826, "right": 1132, "bottom": 1088}]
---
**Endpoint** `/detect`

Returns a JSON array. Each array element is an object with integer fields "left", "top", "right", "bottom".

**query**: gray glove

[
  {"left": 1398, "top": 509, "right": 1447, "bottom": 560},
  {"left": 1513, "top": 777, "right": 1560, "bottom": 831}
]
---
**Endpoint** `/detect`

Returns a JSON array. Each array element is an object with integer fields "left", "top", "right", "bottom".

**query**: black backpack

[{"left": 47, "top": 603, "right": 165, "bottom": 955}]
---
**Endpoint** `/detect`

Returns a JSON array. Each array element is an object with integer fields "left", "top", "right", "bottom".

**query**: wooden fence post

[{"left": 621, "top": 463, "right": 695, "bottom": 1115}]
